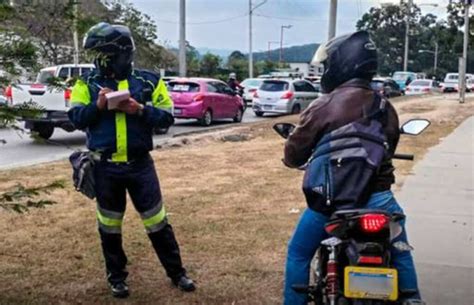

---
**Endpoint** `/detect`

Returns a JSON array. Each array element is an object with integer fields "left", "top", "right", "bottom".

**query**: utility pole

[
  {"left": 72, "top": 0, "right": 79, "bottom": 65},
  {"left": 280, "top": 25, "right": 292, "bottom": 64},
  {"left": 460, "top": 0, "right": 471, "bottom": 104},
  {"left": 179, "top": 0, "right": 186, "bottom": 77},
  {"left": 267, "top": 41, "right": 279, "bottom": 61},
  {"left": 403, "top": 0, "right": 413, "bottom": 72},
  {"left": 249, "top": 0, "right": 267, "bottom": 78},
  {"left": 328, "top": 0, "right": 338, "bottom": 40},
  {"left": 434, "top": 41, "right": 438, "bottom": 75}
]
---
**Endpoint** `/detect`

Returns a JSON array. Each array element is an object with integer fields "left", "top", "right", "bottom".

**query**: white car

[
  {"left": 240, "top": 78, "right": 263, "bottom": 105},
  {"left": 252, "top": 79, "right": 319, "bottom": 116},
  {"left": 405, "top": 79, "right": 441, "bottom": 95},
  {"left": 7, "top": 63, "right": 95, "bottom": 139}
]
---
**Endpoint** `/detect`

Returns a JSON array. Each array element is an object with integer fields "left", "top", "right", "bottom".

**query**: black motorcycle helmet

[
  {"left": 312, "top": 31, "right": 377, "bottom": 93},
  {"left": 83, "top": 22, "right": 135, "bottom": 80}
]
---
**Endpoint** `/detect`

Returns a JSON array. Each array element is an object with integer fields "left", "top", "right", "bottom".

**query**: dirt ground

[{"left": 0, "top": 94, "right": 473, "bottom": 305}]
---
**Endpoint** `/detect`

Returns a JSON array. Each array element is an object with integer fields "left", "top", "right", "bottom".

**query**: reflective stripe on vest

[{"left": 111, "top": 80, "right": 129, "bottom": 162}]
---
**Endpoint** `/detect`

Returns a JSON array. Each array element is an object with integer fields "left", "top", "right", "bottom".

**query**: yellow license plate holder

[{"left": 344, "top": 266, "right": 398, "bottom": 301}]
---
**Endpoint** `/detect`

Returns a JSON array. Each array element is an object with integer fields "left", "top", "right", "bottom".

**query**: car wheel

[
  {"left": 291, "top": 104, "right": 301, "bottom": 114},
  {"left": 254, "top": 111, "right": 264, "bottom": 117},
  {"left": 154, "top": 126, "right": 169, "bottom": 135},
  {"left": 199, "top": 110, "right": 212, "bottom": 126},
  {"left": 33, "top": 125, "right": 54, "bottom": 140},
  {"left": 233, "top": 108, "right": 244, "bottom": 123}
]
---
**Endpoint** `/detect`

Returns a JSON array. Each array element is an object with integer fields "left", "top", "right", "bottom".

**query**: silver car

[{"left": 252, "top": 79, "right": 320, "bottom": 116}]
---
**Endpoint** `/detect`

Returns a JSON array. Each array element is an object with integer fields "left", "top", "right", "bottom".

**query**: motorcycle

[{"left": 273, "top": 119, "right": 430, "bottom": 305}]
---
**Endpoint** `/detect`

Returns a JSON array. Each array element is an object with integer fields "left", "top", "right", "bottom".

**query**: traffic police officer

[{"left": 68, "top": 22, "right": 195, "bottom": 298}]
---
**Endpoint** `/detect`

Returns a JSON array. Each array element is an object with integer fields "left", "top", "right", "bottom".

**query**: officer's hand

[
  {"left": 118, "top": 97, "right": 143, "bottom": 115},
  {"left": 97, "top": 88, "right": 112, "bottom": 110}
]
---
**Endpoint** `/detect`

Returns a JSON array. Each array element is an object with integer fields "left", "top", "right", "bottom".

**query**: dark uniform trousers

[{"left": 94, "top": 154, "right": 186, "bottom": 284}]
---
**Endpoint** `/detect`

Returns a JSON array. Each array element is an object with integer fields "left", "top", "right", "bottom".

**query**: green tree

[
  {"left": 227, "top": 50, "right": 248, "bottom": 80},
  {"left": 200, "top": 53, "right": 221, "bottom": 77},
  {"left": 357, "top": 3, "right": 467, "bottom": 77},
  {"left": 107, "top": 0, "right": 176, "bottom": 71}
]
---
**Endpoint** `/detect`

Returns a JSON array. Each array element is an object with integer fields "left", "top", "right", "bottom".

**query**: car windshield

[
  {"left": 370, "top": 81, "right": 384, "bottom": 90},
  {"left": 169, "top": 82, "right": 200, "bottom": 92},
  {"left": 36, "top": 70, "right": 55, "bottom": 84},
  {"left": 241, "top": 79, "right": 262, "bottom": 87},
  {"left": 410, "top": 80, "right": 431, "bottom": 87},
  {"left": 260, "top": 81, "right": 289, "bottom": 92},
  {"left": 447, "top": 75, "right": 458, "bottom": 81}
]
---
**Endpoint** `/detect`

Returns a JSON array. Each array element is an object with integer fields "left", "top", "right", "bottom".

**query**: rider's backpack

[{"left": 302, "top": 93, "right": 388, "bottom": 215}]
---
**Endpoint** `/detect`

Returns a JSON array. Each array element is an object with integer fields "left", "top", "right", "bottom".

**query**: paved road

[
  {"left": 397, "top": 116, "right": 474, "bottom": 305},
  {"left": 0, "top": 110, "right": 275, "bottom": 170}
]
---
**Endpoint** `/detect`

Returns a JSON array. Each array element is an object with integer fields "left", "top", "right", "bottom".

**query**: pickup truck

[{"left": 6, "top": 64, "right": 95, "bottom": 139}]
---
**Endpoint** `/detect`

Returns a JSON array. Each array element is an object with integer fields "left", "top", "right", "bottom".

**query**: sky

[{"left": 130, "top": 0, "right": 451, "bottom": 53}]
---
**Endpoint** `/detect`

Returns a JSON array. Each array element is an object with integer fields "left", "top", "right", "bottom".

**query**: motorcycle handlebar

[{"left": 393, "top": 153, "right": 414, "bottom": 161}]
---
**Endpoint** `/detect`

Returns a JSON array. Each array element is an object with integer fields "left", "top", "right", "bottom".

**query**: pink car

[{"left": 169, "top": 78, "right": 245, "bottom": 126}]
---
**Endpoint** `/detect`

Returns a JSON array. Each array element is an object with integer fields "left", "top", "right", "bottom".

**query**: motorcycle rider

[
  {"left": 227, "top": 72, "right": 244, "bottom": 92},
  {"left": 68, "top": 22, "right": 195, "bottom": 298},
  {"left": 283, "top": 31, "right": 424, "bottom": 305}
]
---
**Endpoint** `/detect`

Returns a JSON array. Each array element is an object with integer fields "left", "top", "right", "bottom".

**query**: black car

[{"left": 370, "top": 78, "right": 403, "bottom": 98}]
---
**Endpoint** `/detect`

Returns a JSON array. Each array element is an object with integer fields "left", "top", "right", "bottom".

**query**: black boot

[
  {"left": 172, "top": 275, "right": 196, "bottom": 292},
  {"left": 108, "top": 281, "right": 129, "bottom": 298}
]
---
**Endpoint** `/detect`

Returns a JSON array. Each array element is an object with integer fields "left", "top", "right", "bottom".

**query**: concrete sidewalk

[{"left": 397, "top": 116, "right": 474, "bottom": 305}]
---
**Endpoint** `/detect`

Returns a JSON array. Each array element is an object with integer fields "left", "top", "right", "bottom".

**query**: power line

[
  {"left": 154, "top": 13, "right": 249, "bottom": 25},
  {"left": 254, "top": 13, "right": 359, "bottom": 23}
]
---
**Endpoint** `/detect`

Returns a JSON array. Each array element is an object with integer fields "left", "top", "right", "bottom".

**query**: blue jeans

[{"left": 283, "top": 191, "right": 420, "bottom": 305}]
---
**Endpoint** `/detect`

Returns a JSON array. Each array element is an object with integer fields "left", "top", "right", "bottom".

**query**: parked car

[
  {"left": 252, "top": 79, "right": 319, "bottom": 117},
  {"left": 6, "top": 64, "right": 95, "bottom": 139},
  {"left": 392, "top": 71, "right": 418, "bottom": 93},
  {"left": 169, "top": 78, "right": 245, "bottom": 126},
  {"left": 405, "top": 79, "right": 441, "bottom": 95},
  {"left": 312, "top": 80, "right": 322, "bottom": 93},
  {"left": 442, "top": 73, "right": 474, "bottom": 93},
  {"left": 370, "top": 78, "right": 403, "bottom": 98},
  {"left": 240, "top": 78, "right": 263, "bottom": 106}
]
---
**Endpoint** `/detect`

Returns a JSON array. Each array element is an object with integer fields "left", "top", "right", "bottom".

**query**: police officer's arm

[
  {"left": 67, "top": 79, "right": 100, "bottom": 129},
  {"left": 141, "top": 78, "right": 174, "bottom": 128}
]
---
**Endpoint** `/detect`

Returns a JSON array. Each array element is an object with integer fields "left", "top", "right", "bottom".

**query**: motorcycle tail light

[
  {"left": 359, "top": 214, "right": 388, "bottom": 233},
  {"left": 5, "top": 85, "right": 12, "bottom": 104},
  {"left": 358, "top": 256, "right": 383, "bottom": 265}
]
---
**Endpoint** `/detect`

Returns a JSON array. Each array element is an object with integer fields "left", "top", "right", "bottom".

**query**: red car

[{"left": 169, "top": 78, "right": 245, "bottom": 126}]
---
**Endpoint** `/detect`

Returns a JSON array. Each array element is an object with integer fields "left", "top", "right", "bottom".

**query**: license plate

[
  {"left": 263, "top": 105, "right": 273, "bottom": 110},
  {"left": 344, "top": 266, "right": 398, "bottom": 301},
  {"left": 174, "top": 108, "right": 182, "bottom": 115}
]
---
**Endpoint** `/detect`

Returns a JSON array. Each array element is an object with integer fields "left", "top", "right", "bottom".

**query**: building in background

[{"left": 288, "top": 62, "right": 324, "bottom": 77}]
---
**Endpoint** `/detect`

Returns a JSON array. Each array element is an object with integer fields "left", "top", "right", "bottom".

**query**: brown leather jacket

[{"left": 284, "top": 78, "right": 400, "bottom": 192}]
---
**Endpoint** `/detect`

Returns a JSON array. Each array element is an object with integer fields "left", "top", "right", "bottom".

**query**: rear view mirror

[
  {"left": 273, "top": 123, "right": 295, "bottom": 139},
  {"left": 400, "top": 119, "right": 430, "bottom": 135}
]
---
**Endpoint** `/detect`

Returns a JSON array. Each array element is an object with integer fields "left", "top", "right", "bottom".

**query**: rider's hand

[
  {"left": 97, "top": 88, "right": 112, "bottom": 110},
  {"left": 117, "top": 97, "right": 144, "bottom": 115}
]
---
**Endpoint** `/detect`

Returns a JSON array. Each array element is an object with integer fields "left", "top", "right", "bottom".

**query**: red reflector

[
  {"left": 281, "top": 91, "right": 294, "bottom": 99},
  {"left": 358, "top": 256, "right": 383, "bottom": 264},
  {"left": 64, "top": 88, "right": 71, "bottom": 99},
  {"left": 5, "top": 85, "right": 12, "bottom": 97},
  {"left": 360, "top": 214, "right": 388, "bottom": 233},
  {"left": 325, "top": 223, "right": 340, "bottom": 234}
]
